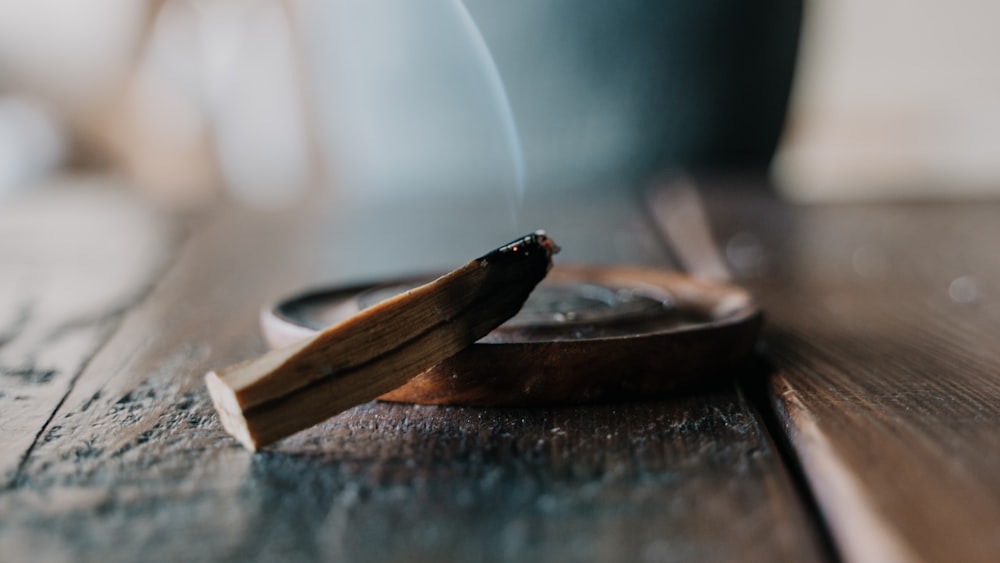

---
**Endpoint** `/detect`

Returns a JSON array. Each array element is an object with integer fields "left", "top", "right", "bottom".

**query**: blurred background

[{"left": 0, "top": 0, "right": 997, "bottom": 209}]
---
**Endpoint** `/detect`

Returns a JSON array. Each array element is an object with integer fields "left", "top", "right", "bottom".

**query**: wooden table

[{"left": 2, "top": 176, "right": 998, "bottom": 562}]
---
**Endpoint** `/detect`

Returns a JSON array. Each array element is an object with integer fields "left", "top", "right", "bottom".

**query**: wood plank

[
  {"left": 0, "top": 188, "right": 825, "bottom": 561},
  {"left": 0, "top": 178, "right": 176, "bottom": 485},
  {"left": 660, "top": 183, "right": 1000, "bottom": 563}
]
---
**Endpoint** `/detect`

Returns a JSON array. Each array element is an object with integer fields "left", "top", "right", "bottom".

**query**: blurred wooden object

[{"left": 264, "top": 264, "right": 761, "bottom": 407}]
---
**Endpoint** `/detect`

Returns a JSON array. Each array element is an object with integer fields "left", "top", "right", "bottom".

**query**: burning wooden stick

[{"left": 206, "top": 231, "right": 558, "bottom": 451}]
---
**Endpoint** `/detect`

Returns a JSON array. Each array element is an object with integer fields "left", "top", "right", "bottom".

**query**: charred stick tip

[{"left": 479, "top": 231, "right": 561, "bottom": 266}]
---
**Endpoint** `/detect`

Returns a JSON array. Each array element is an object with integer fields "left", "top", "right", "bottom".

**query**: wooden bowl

[{"left": 261, "top": 265, "right": 761, "bottom": 406}]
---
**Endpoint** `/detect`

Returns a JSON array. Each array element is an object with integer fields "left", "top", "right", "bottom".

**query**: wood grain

[
  {"left": 0, "top": 187, "right": 825, "bottom": 561},
  {"left": 653, "top": 183, "right": 1000, "bottom": 563},
  {"left": 0, "top": 181, "right": 175, "bottom": 485}
]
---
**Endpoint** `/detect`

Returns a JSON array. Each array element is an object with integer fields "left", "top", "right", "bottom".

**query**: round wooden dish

[{"left": 261, "top": 265, "right": 761, "bottom": 406}]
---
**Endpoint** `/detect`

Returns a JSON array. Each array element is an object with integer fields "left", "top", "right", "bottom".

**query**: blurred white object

[
  {"left": 121, "top": 0, "right": 313, "bottom": 208},
  {"left": 201, "top": 0, "right": 311, "bottom": 208},
  {"left": 0, "top": 0, "right": 143, "bottom": 111},
  {"left": 776, "top": 0, "right": 1000, "bottom": 200},
  {"left": 0, "top": 0, "right": 314, "bottom": 209},
  {"left": 122, "top": 0, "right": 216, "bottom": 208},
  {"left": 0, "top": 97, "right": 67, "bottom": 199}
]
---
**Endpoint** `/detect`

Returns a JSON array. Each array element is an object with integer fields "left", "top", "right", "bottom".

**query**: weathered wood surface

[
  {"left": 0, "top": 180, "right": 175, "bottom": 485},
  {"left": 661, "top": 184, "right": 1000, "bottom": 563},
  {"left": 0, "top": 184, "right": 824, "bottom": 562}
]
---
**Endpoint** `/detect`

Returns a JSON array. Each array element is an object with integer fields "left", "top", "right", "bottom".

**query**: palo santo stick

[{"left": 206, "top": 231, "right": 558, "bottom": 451}]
